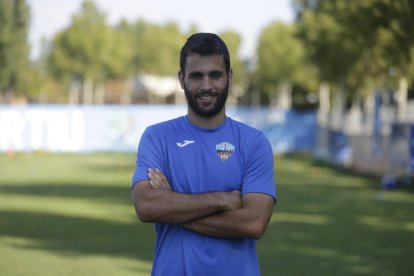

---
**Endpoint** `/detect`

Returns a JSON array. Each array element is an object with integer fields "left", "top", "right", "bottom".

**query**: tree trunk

[
  {"left": 94, "top": 83, "right": 105, "bottom": 104},
  {"left": 318, "top": 82, "right": 330, "bottom": 127},
  {"left": 82, "top": 78, "right": 94, "bottom": 104},
  {"left": 397, "top": 77, "right": 408, "bottom": 122},
  {"left": 120, "top": 78, "right": 133, "bottom": 104},
  {"left": 69, "top": 81, "right": 81, "bottom": 104},
  {"left": 278, "top": 83, "right": 292, "bottom": 109}
]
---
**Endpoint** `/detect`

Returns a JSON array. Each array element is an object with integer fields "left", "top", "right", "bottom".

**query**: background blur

[
  {"left": 1, "top": 1, "right": 414, "bottom": 275},
  {"left": 1, "top": 0, "right": 414, "bottom": 180}
]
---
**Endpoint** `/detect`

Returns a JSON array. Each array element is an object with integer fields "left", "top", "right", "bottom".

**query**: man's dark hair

[{"left": 180, "top": 33, "right": 231, "bottom": 74}]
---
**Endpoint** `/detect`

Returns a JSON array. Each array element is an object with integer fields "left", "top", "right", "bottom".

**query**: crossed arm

[{"left": 132, "top": 168, "right": 275, "bottom": 240}]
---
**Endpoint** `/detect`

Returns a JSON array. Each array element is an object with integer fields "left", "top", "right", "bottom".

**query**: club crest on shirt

[{"left": 216, "top": 142, "right": 235, "bottom": 161}]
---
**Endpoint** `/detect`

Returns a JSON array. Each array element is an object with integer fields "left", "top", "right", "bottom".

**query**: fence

[
  {"left": 1, "top": 104, "right": 412, "bottom": 180},
  {"left": 0, "top": 104, "right": 315, "bottom": 154},
  {"left": 315, "top": 99, "right": 414, "bottom": 178}
]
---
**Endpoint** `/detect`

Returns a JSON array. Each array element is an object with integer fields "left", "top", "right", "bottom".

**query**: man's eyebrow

[
  {"left": 188, "top": 71, "right": 203, "bottom": 77},
  {"left": 188, "top": 70, "right": 224, "bottom": 76},
  {"left": 209, "top": 70, "right": 224, "bottom": 76}
]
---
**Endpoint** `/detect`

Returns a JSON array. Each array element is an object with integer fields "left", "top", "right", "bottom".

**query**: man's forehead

[{"left": 184, "top": 53, "right": 226, "bottom": 71}]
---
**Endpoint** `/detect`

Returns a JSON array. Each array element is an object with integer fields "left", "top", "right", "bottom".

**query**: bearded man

[{"left": 132, "top": 33, "right": 277, "bottom": 276}]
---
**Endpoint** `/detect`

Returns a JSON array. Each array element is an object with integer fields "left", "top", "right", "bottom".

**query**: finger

[
  {"left": 149, "top": 178, "right": 166, "bottom": 190},
  {"left": 147, "top": 168, "right": 155, "bottom": 179},
  {"left": 154, "top": 169, "right": 170, "bottom": 184},
  {"left": 148, "top": 168, "right": 163, "bottom": 181},
  {"left": 149, "top": 174, "right": 168, "bottom": 190},
  {"left": 148, "top": 168, "right": 172, "bottom": 190},
  {"left": 152, "top": 171, "right": 171, "bottom": 190},
  {"left": 155, "top": 175, "right": 171, "bottom": 190},
  {"left": 149, "top": 168, "right": 163, "bottom": 178},
  {"left": 148, "top": 169, "right": 162, "bottom": 189},
  {"left": 149, "top": 179, "right": 158, "bottom": 189},
  {"left": 151, "top": 171, "right": 164, "bottom": 182}
]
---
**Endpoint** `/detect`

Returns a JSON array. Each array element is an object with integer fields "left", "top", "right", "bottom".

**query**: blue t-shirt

[{"left": 132, "top": 116, "right": 276, "bottom": 276}]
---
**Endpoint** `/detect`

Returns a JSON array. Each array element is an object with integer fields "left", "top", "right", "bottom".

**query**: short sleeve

[
  {"left": 241, "top": 133, "right": 276, "bottom": 201},
  {"left": 131, "top": 127, "right": 164, "bottom": 188}
]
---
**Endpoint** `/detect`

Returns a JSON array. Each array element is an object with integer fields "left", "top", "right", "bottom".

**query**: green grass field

[{"left": 0, "top": 152, "right": 413, "bottom": 275}]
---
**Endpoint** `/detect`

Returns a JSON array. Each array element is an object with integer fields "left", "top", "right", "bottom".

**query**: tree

[
  {"left": 254, "top": 21, "right": 317, "bottom": 107},
  {"left": 48, "top": 0, "right": 131, "bottom": 103},
  {"left": 294, "top": 0, "right": 414, "bottom": 106},
  {"left": 219, "top": 30, "right": 246, "bottom": 99},
  {"left": 0, "top": 0, "right": 30, "bottom": 102},
  {"left": 119, "top": 20, "right": 185, "bottom": 76}
]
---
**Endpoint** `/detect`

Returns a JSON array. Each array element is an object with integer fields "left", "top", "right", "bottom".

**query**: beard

[{"left": 184, "top": 81, "right": 229, "bottom": 118}]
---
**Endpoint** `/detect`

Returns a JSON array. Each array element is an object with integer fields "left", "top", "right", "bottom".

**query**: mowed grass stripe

[{"left": 1, "top": 152, "right": 413, "bottom": 276}]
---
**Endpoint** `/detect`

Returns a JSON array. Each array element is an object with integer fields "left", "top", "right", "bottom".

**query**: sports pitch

[{"left": 0, "top": 153, "right": 413, "bottom": 275}]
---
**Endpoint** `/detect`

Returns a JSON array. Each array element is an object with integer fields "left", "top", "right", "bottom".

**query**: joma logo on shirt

[
  {"left": 216, "top": 142, "right": 235, "bottom": 161},
  {"left": 176, "top": 140, "right": 195, "bottom": 147}
]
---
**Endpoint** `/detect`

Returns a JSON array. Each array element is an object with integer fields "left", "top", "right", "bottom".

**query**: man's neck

[{"left": 187, "top": 109, "right": 226, "bottom": 129}]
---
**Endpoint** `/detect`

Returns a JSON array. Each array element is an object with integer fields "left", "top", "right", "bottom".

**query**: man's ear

[{"left": 178, "top": 70, "right": 185, "bottom": 89}]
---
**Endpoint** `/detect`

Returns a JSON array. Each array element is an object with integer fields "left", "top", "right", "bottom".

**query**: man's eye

[
  {"left": 189, "top": 74, "right": 202, "bottom": 79},
  {"left": 210, "top": 72, "right": 223, "bottom": 79}
]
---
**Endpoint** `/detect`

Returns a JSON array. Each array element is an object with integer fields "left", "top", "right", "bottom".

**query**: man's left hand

[{"left": 147, "top": 168, "right": 172, "bottom": 190}]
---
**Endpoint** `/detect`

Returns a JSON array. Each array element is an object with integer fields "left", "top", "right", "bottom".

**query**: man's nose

[{"left": 200, "top": 76, "right": 213, "bottom": 91}]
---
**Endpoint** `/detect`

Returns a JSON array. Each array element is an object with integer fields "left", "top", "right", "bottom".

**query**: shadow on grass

[
  {"left": 261, "top": 154, "right": 414, "bottom": 276},
  {"left": 0, "top": 210, "right": 155, "bottom": 262},
  {"left": 259, "top": 210, "right": 414, "bottom": 276},
  {"left": 81, "top": 162, "right": 136, "bottom": 173},
  {"left": 1, "top": 153, "right": 413, "bottom": 275},
  {"left": 0, "top": 183, "right": 132, "bottom": 205}
]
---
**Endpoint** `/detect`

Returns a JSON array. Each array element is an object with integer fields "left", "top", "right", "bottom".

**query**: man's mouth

[{"left": 196, "top": 93, "right": 217, "bottom": 106}]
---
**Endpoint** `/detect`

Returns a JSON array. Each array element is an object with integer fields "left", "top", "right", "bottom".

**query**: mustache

[{"left": 196, "top": 92, "right": 218, "bottom": 97}]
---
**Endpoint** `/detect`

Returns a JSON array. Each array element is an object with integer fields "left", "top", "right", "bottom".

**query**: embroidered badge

[{"left": 216, "top": 142, "right": 235, "bottom": 161}]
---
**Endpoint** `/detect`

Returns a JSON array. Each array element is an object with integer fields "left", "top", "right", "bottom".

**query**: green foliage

[
  {"left": 219, "top": 30, "right": 246, "bottom": 90},
  {"left": 255, "top": 22, "right": 318, "bottom": 99},
  {"left": 6, "top": 0, "right": 414, "bottom": 104},
  {"left": 294, "top": 0, "right": 414, "bottom": 94},
  {"left": 48, "top": 0, "right": 131, "bottom": 82},
  {"left": 0, "top": 0, "right": 30, "bottom": 98},
  {"left": 7, "top": 0, "right": 255, "bottom": 103},
  {"left": 44, "top": 1, "right": 246, "bottom": 102},
  {"left": 117, "top": 20, "right": 186, "bottom": 76}
]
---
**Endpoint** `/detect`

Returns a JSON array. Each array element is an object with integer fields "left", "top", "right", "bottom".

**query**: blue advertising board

[
  {"left": 329, "top": 130, "right": 352, "bottom": 165},
  {"left": 0, "top": 105, "right": 317, "bottom": 153}
]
